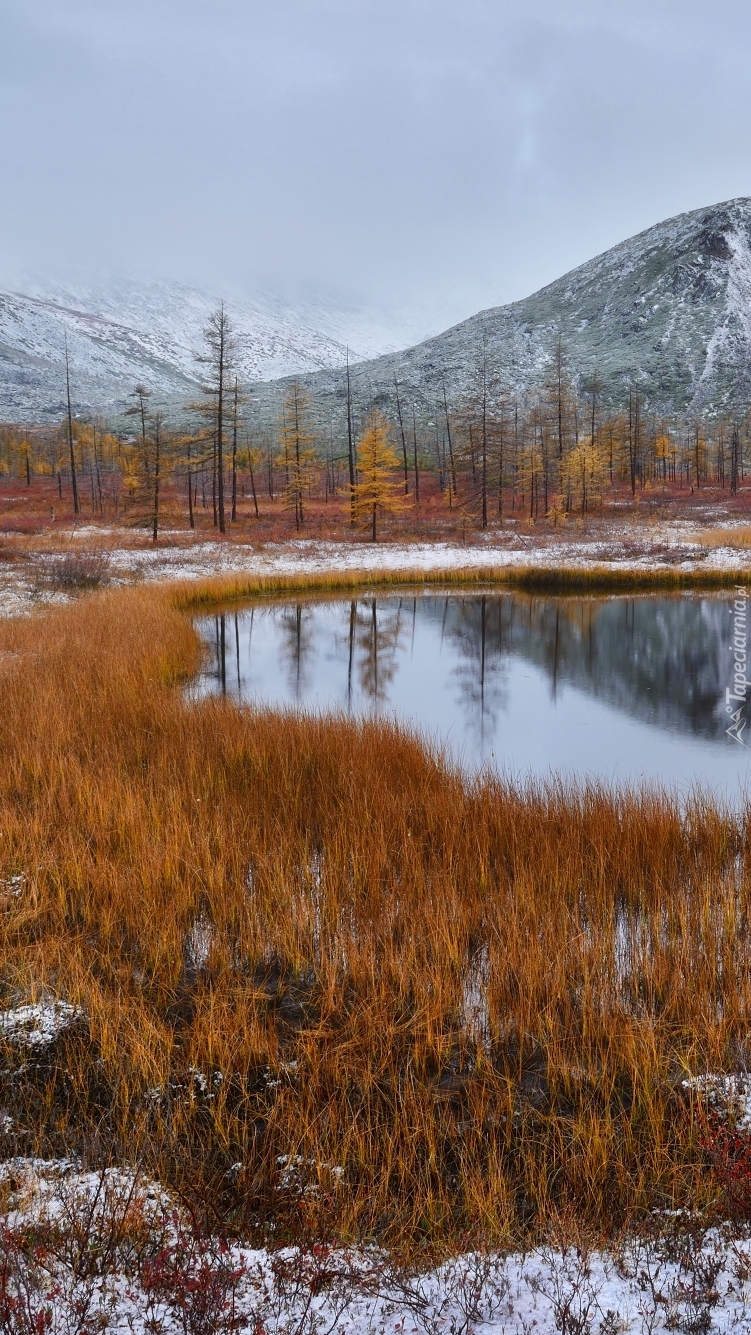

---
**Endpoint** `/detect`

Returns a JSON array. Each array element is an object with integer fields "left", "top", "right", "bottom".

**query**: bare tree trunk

[
  {"left": 394, "top": 375, "right": 410, "bottom": 493},
  {"left": 187, "top": 439, "right": 194, "bottom": 529},
  {"left": 556, "top": 337, "right": 565, "bottom": 459},
  {"left": 216, "top": 306, "right": 226, "bottom": 533},
  {"left": 497, "top": 403, "right": 505, "bottom": 519},
  {"left": 628, "top": 391, "right": 636, "bottom": 496},
  {"left": 412, "top": 405, "right": 420, "bottom": 503},
  {"left": 294, "top": 383, "right": 303, "bottom": 528},
  {"left": 267, "top": 440, "right": 274, "bottom": 498},
  {"left": 481, "top": 362, "right": 488, "bottom": 529},
  {"left": 346, "top": 349, "right": 356, "bottom": 523},
  {"left": 65, "top": 340, "right": 80, "bottom": 515},
  {"left": 231, "top": 376, "right": 239, "bottom": 521},
  {"left": 246, "top": 432, "right": 259, "bottom": 517},
  {"left": 442, "top": 377, "right": 457, "bottom": 497},
  {"left": 93, "top": 424, "right": 103, "bottom": 515},
  {"left": 435, "top": 419, "right": 444, "bottom": 494},
  {"left": 633, "top": 394, "right": 640, "bottom": 491},
  {"left": 152, "top": 415, "right": 161, "bottom": 542}
]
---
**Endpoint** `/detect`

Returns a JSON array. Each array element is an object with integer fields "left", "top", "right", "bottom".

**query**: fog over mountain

[
  {"left": 0, "top": 279, "right": 422, "bottom": 424},
  {"left": 3, "top": 197, "right": 751, "bottom": 424}
]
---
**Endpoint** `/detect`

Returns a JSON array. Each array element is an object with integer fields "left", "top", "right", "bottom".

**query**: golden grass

[
  {"left": 697, "top": 525, "right": 751, "bottom": 549},
  {"left": 0, "top": 582, "right": 750, "bottom": 1251},
  {"left": 169, "top": 560, "right": 751, "bottom": 614}
]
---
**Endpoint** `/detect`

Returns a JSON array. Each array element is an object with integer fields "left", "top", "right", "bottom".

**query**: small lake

[{"left": 194, "top": 591, "right": 751, "bottom": 796}]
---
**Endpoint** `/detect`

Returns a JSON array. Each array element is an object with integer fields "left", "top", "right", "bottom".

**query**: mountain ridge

[
  {"left": 0, "top": 278, "right": 416, "bottom": 423},
  {"left": 3, "top": 197, "right": 751, "bottom": 423},
  {"left": 320, "top": 195, "right": 751, "bottom": 421}
]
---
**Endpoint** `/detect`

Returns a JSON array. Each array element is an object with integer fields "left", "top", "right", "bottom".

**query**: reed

[
  {"left": 697, "top": 524, "right": 751, "bottom": 549},
  {"left": 0, "top": 585, "right": 749, "bottom": 1253},
  {"left": 171, "top": 560, "right": 751, "bottom": 614}
]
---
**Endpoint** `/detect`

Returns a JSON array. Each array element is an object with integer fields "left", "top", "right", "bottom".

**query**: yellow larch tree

[
  {"left": 562, "top": 435, "right": 606, "bottom": 515},
  {"left": 279, "top": 382, "right": 317, "bottom": 529},
  {"left": 353, "top": 410, "right": 404, "bottom": 542}
]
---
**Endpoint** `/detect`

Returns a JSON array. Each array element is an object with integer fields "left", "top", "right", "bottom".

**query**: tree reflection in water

[
  {"left": 444, "top": 597, "right": 510, "bottom": 747},
  {"left": 342, "top": 598, "right": 405, "bottom": 708},
  {"left": 418, "top": 592, "right": 740, "bottom": 742},
  {"left": 277, "top": 604, "right": 316, "bottom": 700},
  {"left": 199, "top": 592, "right": 749, "bottom": 758}
]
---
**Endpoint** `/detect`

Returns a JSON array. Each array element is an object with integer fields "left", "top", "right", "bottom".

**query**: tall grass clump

[
  {"left": 0, "top": 585, "right": 749, "bottom": 1253},
  {"left": 169, "top": 561, "right": 751, "bottom": 614}
]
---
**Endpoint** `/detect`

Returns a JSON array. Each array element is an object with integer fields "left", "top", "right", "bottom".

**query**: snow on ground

[
  {"left": 684, "top": 1072, "right": 751, "bottom": 1131},
  {"left": 106, "top": 536, "right": 730, "bottom": 585},
  {"left": 3, "top": 1154, "right": 751, "bottom": 1333},
  {"left": 0, "top": 1158, "right": 170, "bottom": 1230},
  {"left": 0, "top": 999, "right": 83, "bottom": 1047},
  {"left": 1, "top": 528, "right": 751, "bottom": 616},
  {"left": 2, "top": 518, "right": 751, "bottom": 617}
]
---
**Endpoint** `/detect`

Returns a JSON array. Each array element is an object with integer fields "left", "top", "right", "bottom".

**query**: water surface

[{"left": 195, "top": 591, "right": 751, "bottom": 796}]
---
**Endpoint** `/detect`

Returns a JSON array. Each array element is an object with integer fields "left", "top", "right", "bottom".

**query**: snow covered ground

[
  {"left": 0, "top": 999, "right": 82, "bottom": 1048},
  {"left": 1, "top": 1052, "right": 751, "bottom": 1333},
  {"left": 3, "top": 1153, "right": 751, "bottom": 1333},
  {"left": 1, "top": 524, "right": 749, "bottom": 618}
]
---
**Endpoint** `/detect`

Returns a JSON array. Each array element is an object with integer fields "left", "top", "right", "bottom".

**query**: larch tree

[
  {"left": 466, "top": 333, "right": 492, "bottom": 527},
  {"left": 126, "top": 384, "right": 153, "bottom": 490},
  {"left": 346, "top": 350, "right": 356, "bottom": 522},
  {"left": 442, "top": 376, "right": 457, "bottom": 500},
  {"left": 353, "top": 410, "right": 404, "bottom": 542},
  {"left": 125, "top": 387, "right": 168, "bottom": 539},
  {"left": 550, "top": 337, "right": 572, "bottom": 460},
  {"left": 280, "top": 381, "right": 316, "bottom": 529},
  {"left": 411, "top": 403, "right": 420, "bottom": 503},
  {"left": 64, "top": 338, "right": 80, "bottom": 515},
  {"left": 127, "top": 384, "right": 151, "bottom": 471},
  {"left": 198, "top": 304, "right": 235, "bottom": 534},
  {"left": 393, "top": 375, "right": 410, "bottom": 493},
  {"left": 243, "top": 432, "right": 261, "bottom": 518},
  {"left": 230, "top": 375, "right": 248, "bottom": 523},
  {"left": 150, "top": 409, "right": 165, "bottom": 541}
]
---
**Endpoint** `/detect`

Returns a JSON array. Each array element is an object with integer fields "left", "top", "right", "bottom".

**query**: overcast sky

[{"left": 2, "top": 0, "right": 751, "bottom": 334}]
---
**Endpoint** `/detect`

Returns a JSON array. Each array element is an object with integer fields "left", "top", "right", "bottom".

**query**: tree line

[{"left": 2, "top": 317, "right": 750, "bottom": 541}]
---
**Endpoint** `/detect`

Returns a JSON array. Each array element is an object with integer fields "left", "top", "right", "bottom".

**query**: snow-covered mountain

[
  {"left": 4, "top": 197, "right": 751, "bottom": 423},
  {"left": 299, "top": 196, "right": 751, "bottom": 421},
  {"left": 0, "top": 278, "right": 415, "bottom": 423}
]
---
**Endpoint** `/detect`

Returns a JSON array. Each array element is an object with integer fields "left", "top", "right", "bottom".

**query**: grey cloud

[{"left": 1, "top": 0, "right": 751, "bottom": 334}]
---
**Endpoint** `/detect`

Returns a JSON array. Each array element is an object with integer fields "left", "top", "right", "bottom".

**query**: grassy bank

[
  {"left": 1, "top": 583, "right": 750, "bottom": 1253},
  {"left": 169, "top": 561, "right": 751, "bottom": 613}
]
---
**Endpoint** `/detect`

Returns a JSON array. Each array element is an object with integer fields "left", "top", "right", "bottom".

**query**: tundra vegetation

[
  {"left": 1, "top": 578, "right": 751, "bottom": 1263},
  {"left": 6, "top": 303, "right": 751, "bottom": 1326}
]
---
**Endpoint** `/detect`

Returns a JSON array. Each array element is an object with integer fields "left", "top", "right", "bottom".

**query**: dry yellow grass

[
  {"left": 696, "top": 524, "right": 751, "bottom": 549},
  {"left": 0, "top": 581, "right": 748, "bottom": 1251},
  {"left": 165, "top": 561, "right": 751, "bottom": 620}
]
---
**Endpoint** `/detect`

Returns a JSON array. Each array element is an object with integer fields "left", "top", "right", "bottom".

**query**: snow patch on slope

[{"left": 0, "top": 278, "right": 419, "bottom": 422}]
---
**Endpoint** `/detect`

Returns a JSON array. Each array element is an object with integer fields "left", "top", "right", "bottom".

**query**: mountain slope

[
  {"left": 302, "top": 196, "right": 751, "bottom": 420},
  {"left": 3, "top": 198, "right": 751, "bottom": 423},
  {"left": 0, "top": 279, "right": 411, "bottom": 423}
]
